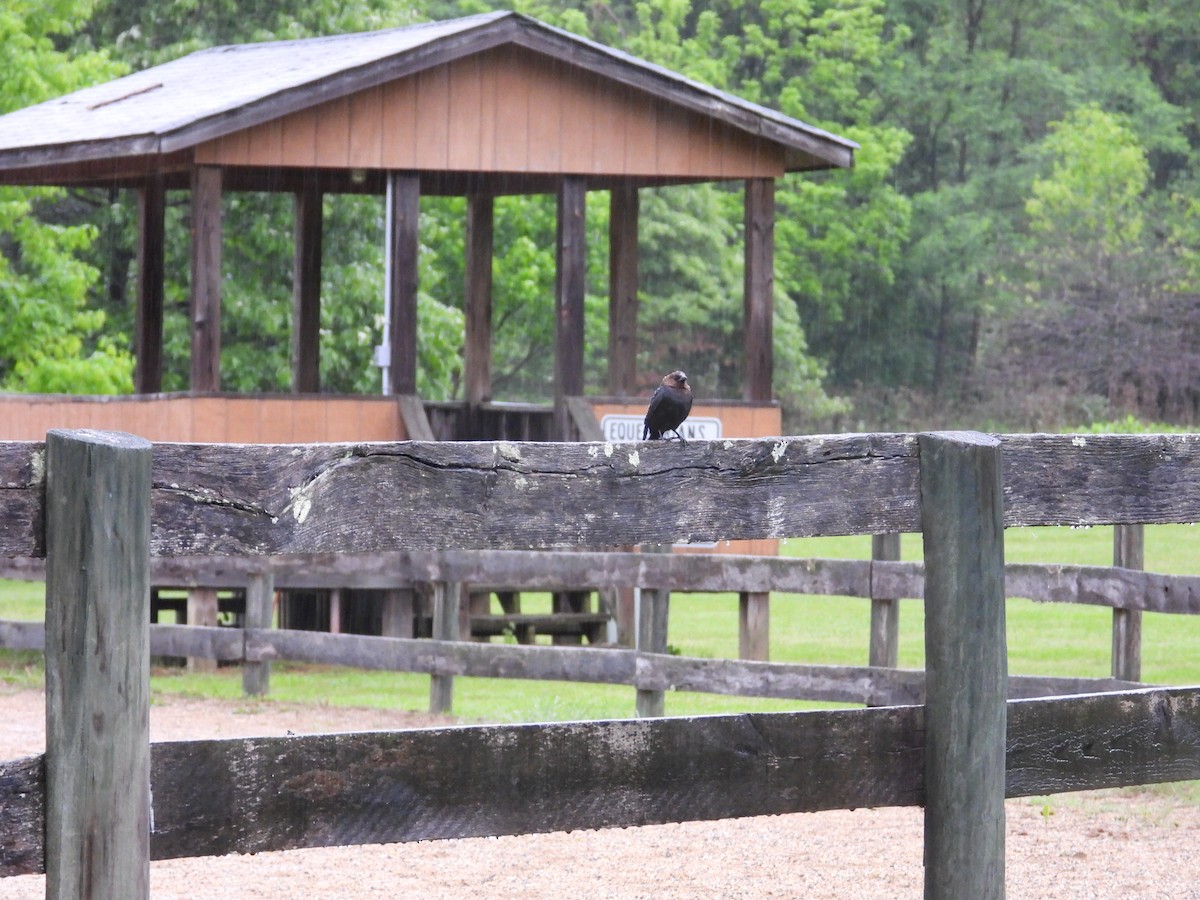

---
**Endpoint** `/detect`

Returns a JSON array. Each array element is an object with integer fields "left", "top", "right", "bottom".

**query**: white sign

[{"left": 600, "top": 414, "right": 723, "bottom": 443}]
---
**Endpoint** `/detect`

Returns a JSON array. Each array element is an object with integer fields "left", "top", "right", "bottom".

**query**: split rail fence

[
  {"left": 2, "top": 540, "right": 1186, "bottom": 711},
  {"left": 2, "top": 430, "right": 1200, "bottom": 898}
]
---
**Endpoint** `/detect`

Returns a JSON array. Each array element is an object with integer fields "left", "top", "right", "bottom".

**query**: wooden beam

[
  {"left": 464, "top": 193, "right": 494, "bottom": 408},
  {"left": 564, "top": 396, "right": 603, "bottom": 441},
  {"left": 396, "top": 394, "right": 435, "bottom": 441},
  {"left": 10, "top": 433, "right": 1200, "bottom": 561},
  {"left": 608, "top": 184, "right": 639, "bottom": 396},
  {"left": 554, "top": 177, "right": 587, "bottom": 439},
  {"left": 134, "top": 176, "right": 165, "bottom": 394},
  {"left": 5, "top": 685, "right": 1198, "bottom": 876},
  {"left": 636, "top": 546, "right": 670, "bottom": 717},
  {"left": 738, "top": 592, "right": 770, "bottom": 661},
  {"left": 189, "top": 165, "right": 223, "bottom": 392},
  {"left": 44, "top": 430, "right": 152, "bottom": 899},
  {"left": 292, "top": 178, "right": 323, "bottom": 393},
  {"left": 919, "top": 431, "right": 1006, "bottom": 900},
  {"left": 429, "top": 581, "right": 460, "bottom": 714},
  {"left": 241, "top": 571, "right": 274, "bottom": 697},
  {"left": 186, "top": 587, "right": 218, "bottom": 673},
  {"left": 1112, "top": 523, "right": 1144, "bottom": 681},
  {"left": 387, "top": 172, "right": 420, "bottom": 396},
  {"left": 743, "top": 178, "right": 774, "bottom": 402},
  {"left": 379, "top": 589, "right": 415, "bottom": 639},
  {"left": 869, "top": 533, "right": 902, "bottom": 670}
]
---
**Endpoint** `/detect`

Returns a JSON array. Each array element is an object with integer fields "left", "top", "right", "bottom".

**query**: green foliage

[
  {"left": 1026, "top": 106, "right": 1149, "bottom": 258},
  {"left": 0, "top": 2, "right": 132, "bottom": 393},
  {"left": 1069, "top": 415, "right": 1193, "bottom": 435}
]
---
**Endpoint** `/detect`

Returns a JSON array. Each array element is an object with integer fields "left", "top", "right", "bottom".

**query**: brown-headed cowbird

[{"left": 642, "top": 370, "right": 693, "bottom": 441}]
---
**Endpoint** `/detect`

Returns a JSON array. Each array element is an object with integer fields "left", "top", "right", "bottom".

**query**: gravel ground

[{"left": 2, "top": 686, "right": 1199, "bottom": 899}]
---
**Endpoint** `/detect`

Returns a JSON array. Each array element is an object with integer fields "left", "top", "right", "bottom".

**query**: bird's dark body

[{"left": 643, "top": 371, "right": 693, "bottom": 440}]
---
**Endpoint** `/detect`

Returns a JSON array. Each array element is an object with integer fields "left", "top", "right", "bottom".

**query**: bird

[{"left": 642, "top": 370, "right": 693, "bottom": 441}]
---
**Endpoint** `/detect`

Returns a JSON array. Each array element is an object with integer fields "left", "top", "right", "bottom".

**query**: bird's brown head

[{"left": 663, "top": 370, "right": 690, "bottom": 391}]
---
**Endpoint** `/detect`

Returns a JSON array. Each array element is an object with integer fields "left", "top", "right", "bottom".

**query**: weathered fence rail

[
  {"left": 2, "top": 430, "right": 1200, "bottom": 898},
  {"left": 7, "top": 546, "right": 1200, "bottom": 612},
  {"left": 0, "top": 544, "right": 1178, "bottom": 710},
  {"left": 2, "top": 546, "right": 1193, "bottom": 708},
  {"left": 4, "top": 432, "right": 1200, "bottom": 561},
  {"left": 3, "top": 685, "right": 1198, "bottom": 876}
]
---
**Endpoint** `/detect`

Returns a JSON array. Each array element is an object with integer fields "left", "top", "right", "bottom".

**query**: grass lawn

[{"left": 3, "top": 524, "right": 1200, "bottom": 723}]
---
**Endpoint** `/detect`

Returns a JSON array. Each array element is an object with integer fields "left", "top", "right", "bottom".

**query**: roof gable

[{"left": 0, "top": 11, "right": 856, "bottom": 179}]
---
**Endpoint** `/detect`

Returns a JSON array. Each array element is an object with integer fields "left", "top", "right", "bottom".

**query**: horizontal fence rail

[
  {"left": 6, "top": 433, "right": 1200, "bottom": 559},
  {"left": 0, "top": 620, "right": 1144, "bottom": 707},
  {"left": 2, "top": 548, "right": 1198, "bottom": 615},
  {"left": 2, "top": 686, "right": 1199, "bottom": 877}
]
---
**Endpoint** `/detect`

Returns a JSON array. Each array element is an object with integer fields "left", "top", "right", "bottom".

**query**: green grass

[{"left": 4, "top": 522, "right": 1200, "bottom": 722}]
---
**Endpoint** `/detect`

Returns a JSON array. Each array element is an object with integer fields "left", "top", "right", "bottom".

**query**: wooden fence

[
  {"left": 3, "top": 546, "right": 1176, "bottom": 710},
  {"left": 2, "top": 430, "right": 1200, "bottom": 898}
]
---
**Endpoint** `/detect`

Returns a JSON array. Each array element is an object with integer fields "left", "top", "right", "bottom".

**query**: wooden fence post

[
  {"left": 869, "top": 533, "right": 901, "bottom": 670},
  {"left": 242, "top": 570, "right": 275, "bottom": 697},
  {"left": 44, "top": 429, "right": 152, "bottom": 900},
  {"left": 429, "top": 581, "right": 461, "bottom": 714},
  {"left": 1112, "top": 523, "right": 1144, "bottom": 682},
  {"left": 738, "top": 591, "right": 769, "bottom": 661},
  {"left": 919, "top": 432, "right": 1006, "bottom": 900},
  {"left": 186, "top": 586, "right": 219, "bottom": 671},
  {"left": 635, "top": 585, "right": 670, "bottom": 717}
]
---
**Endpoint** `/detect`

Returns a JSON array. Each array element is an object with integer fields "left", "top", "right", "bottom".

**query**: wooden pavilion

[{"left": 0, "top": 10, "right": 856, "bottom": 447}]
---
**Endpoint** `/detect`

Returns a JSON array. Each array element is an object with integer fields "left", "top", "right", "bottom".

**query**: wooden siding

[
  {"left": 0, "top": 395, "right": 406, "bottom": 444},
  {"left": 195, "top": 46, "right": 787, "bottom": 179}
]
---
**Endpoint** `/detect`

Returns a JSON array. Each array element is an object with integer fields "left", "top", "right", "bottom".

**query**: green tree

[{"left": 0, "top": 0, "right": 131, "bottom": 392}]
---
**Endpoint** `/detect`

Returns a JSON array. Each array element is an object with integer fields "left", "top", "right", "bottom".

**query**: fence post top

[
  {"left": 47, "top": 428, "right": 152, "bottom": 451},
  {"left": 918, "top": 431, "right": 1000, "bottom": 448}
]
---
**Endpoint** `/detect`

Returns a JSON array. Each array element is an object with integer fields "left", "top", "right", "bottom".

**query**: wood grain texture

[
  {"left": 1000, "top": 433, "right": 1200, "bottom": 525},
  {"left": 554, "top": 178, "right": 586, "bottom": 438},
  {"left": 869, "top": 533, "right": 901, "bottom": 670},
  {"left": 607, "top": 184, "right": 639, "bottom": 395},
  {"left": 919, "top": 432, "right": 1006, "bottom": 900},
  {"left": 4, "top": 687, "right": 1196, "bottom": 876},
  {"left": 742, "top": 178, "right": 774, "bottom": 402},
  {"left": 8, "top": 432, "right": 1200, "bottom": 560},
  {"left": 142, "top": 434, "right": 922, "bottom": 557},
  {"left": 44, "top": 430, "right": 152, "bottom": 900},
  {"left": 386, "top": 173, "right": 420, "bottom": 396},
  {"left": 464, "top": 193, "right": 494, "bottom": 408},
  {"left": 291, "top": 180, "right": 323, "bottom": 393},
  {"left": 1112, "top": 523, "right": 1144, "bottom": 681},
  {"left": 1006, "top": 687, "right": 1200, "bottom": 796},
  {"left": 189, "top": 166, "right": 222, "bottom": 392},
  {"left": 0, "top": 755, "right": 43, "bottom": 877},
  {"left": 143, "top": 704, "right": 924, "bottom": 860},
  {"left": 0, "top": 441, "right": 43, "bottom": 558},
  {"left": 134, "top": 176, "right": 165, "bottom": 394}
]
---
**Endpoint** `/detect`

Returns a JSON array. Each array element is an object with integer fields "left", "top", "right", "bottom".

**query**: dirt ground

[{"left": 2, "top": 686, "right": 1199, "bottom": 899}]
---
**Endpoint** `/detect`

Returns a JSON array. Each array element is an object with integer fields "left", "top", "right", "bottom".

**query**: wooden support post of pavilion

[
  {"left": 386, "top": 172, "right": 420, "bottom": 397},
  {"left": 464, "top": 192, "right": 495, "bottom": 423},
  {"left": 554, "top": 176, "right": 587, "bottom": 440},
  {"left": 292, "top": 175, "right": 323, "bottom": 394},
  {"left": 608, "top": 184, "right": 640, "bottom": 397},
  {"left": 189, "top": 165, "right": 223, "bottom": 392},
  {"left": 134, "top": 175, "right": 165, "bottom": 395}
]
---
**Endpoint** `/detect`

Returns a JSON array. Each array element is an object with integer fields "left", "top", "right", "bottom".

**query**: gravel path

[{"left": 1, "top": 686, "right": 1198, "bottom": 898}]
